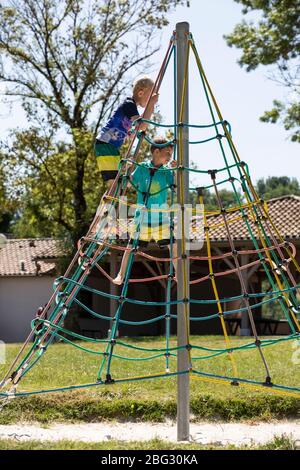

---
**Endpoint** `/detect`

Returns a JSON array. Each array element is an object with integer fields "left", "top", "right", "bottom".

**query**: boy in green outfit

[
  {"left": 95, "top": 76, "right": 158, "bottom": 189},
  {"left": 113, "top": 137, "right": 177, "bottom": 285}
]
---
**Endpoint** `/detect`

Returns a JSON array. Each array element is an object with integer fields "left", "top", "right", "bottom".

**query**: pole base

[{"left": 105, "top": 374, "right": 115, "bottom": 385}]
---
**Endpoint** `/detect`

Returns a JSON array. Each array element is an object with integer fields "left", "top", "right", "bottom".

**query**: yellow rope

[
  {"left": 200, "top": 194, "right": 239, "bottom": 378},
  {"left": 243, "top": 191, "right": 300, "bottom": 332},
  {"left": 207, "top": 215, "right": 244, "bottom": 230},
  {"left": 187, "top": 199, "right": 262, "bottom": 215},
  {"left": 243, "top": 173, "right": 300, "bottom": 275},
  {"left": 104, "top": 195, "right": 181, "bottom": 213},
  {"left": 190, "top": 374, "right": 300, "bottom": 399}
]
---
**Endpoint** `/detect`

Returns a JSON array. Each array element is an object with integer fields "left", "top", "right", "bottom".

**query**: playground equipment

[{"left": 1, "top": 23, "right": 299, "bottom": 442}]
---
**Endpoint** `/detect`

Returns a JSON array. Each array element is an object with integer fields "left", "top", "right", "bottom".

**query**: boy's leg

[
  {"left": 92, "top": 141, "right": 120, "bottom": 235},
  {"left": 90, "top": 192, "right": 108, "bottom": 236},
  {"left": 113, "top": 245, "right": 131, "bottom": 285},
  {"left": 101, "top": 171, "right": 118, "bottom": 191},
  {"left": 155, "top": 221, "right": 177, "bottom": 279},
  {"left": 90, "top": 187, "right": 114, "bottom": 237},
  {"left": 113, "top": 237, "right": 149, "bottom": 285},
  {"left": 106, "top": 179, "right": 116, "bottom": 191},
  {"left": 95, "top": 141, "right": 120, "bottom": 190}
]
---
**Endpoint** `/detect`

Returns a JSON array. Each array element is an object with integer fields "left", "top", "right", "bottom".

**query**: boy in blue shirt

[
  {"left": 95, "top": 76, "right": 158, "bottom": 189},
  {"left": 113, "top": 137, "right": 177, "bottom": 285}
]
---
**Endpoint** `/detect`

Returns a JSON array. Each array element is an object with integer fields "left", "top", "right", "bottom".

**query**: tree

[
  {"left": 225, "top": 0, "right": 300, "bottom": 142},
  {"left": 5, "top": 127, "right": 98, "bottom": 239},
  {"left": 255, "top": 176, "right": 300, "bottom": 200},
  {"left": 0, "top": 151, "right": 16, "bottom": 233},
  {"left": 0, "top": 0, "right": 188, "bottom": 244},
  {"left": 190, "top": 187, "right": 244, "bottom": 210}
]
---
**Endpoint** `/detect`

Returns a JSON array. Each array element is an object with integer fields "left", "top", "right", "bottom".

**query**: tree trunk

[{"left": 72, "top": 146, "right": 89, "bottom": 246}]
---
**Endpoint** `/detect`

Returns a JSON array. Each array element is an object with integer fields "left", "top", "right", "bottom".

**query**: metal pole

[{"left": 176, "top": 21, "right": 190, "bottom": 442}]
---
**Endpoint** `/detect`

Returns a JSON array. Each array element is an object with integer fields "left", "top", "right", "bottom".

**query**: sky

[{"left": 0, "top": 0, "right": 298, "bottom": 186}]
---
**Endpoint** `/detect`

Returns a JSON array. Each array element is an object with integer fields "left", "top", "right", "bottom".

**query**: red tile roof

[
  {"left": 0, "top": 238, "right": 64, "bottom": 277},
  {"left": 204, "top": 194, "right": 300, "bottom": 242}
]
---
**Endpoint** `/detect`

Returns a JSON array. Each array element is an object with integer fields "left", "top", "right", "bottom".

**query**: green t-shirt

[{"left": 131, "top": 160, "right": 174, "bottom": 226}]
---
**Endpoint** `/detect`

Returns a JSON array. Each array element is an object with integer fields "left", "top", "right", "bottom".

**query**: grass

[
  {"left": 0, "top": 435, "right": 298, "bottom": 450},
  {"left": 0, "top": 335, "right": 299, "bottom": 423}
]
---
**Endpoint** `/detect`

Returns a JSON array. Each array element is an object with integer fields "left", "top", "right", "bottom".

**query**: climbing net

[{"left": 1, "top": 31, "right": 300, "bottom": 405}]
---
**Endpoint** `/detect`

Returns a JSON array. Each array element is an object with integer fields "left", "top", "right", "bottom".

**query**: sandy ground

[{"left": 0, "top": 420, "right": 299, "bottom": 445}]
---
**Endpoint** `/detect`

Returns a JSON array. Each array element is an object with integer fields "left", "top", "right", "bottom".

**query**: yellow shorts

[
  {"left": 130, "top": 223, "right": 171, "bottom": 243},
  {"left": 96, "top": 155, "right": 120, "bottom": 172}
]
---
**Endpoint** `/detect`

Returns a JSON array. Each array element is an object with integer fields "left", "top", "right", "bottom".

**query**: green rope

[
  {"left": 191, "top": 40, "right": 298, "bottom": 335},
  {"left": 122, "top": 158, "right": 249, "bottom": 175},
  {"left": 132, "top": 117, "right": 231, "bottom": 132},
  {"left": 59, "top": 275, "right": 300, "bottom": 307},
  {"left": 192, "top": 369, "right": 300, "bottom": 394},
  {"left": 0, "top": 371, "right": 189, "bottom": 400},
  {"left": 2, "top": 32, "right": 299, "bottom": 402},
  {"left": 31, "top": 318, "right": 109, "bottom": 344}
]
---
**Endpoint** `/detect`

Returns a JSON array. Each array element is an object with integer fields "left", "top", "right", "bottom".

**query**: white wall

[{"left": 0, "top": 276, "right": 56, "bottom": 343}]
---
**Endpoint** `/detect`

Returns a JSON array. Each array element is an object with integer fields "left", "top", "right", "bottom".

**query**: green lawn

[
  {"left": 0, "top": 435, "right": 297, "bottom": 450},
  {"left": 0, "top": 336, "right": 299, "bottom": 423}
]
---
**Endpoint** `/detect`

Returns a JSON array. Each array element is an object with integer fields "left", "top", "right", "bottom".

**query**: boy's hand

[
  {"left": 170, "top": 160, "right": 177, "bottom": 168},
  {"left": 150, "top": 93, "right": 159, "bottom": 105},
  {"left": 125, "top": 160, "right": 134, "bottom": 172}
]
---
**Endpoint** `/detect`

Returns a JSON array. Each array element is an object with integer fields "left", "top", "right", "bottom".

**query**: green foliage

[
  {"left": 190, "top": 187, "right": 245, "bottom": 211},
  {"left": 205, "top": 188, "right": 244, "bottom": 211},
  {"left": 6, "top": 127, "right": 102, "bottom": 242},
  {"left": 261, "top": 101, "right": 300, "bottom": 143},
  {"left": 0, "top": 150, "right": 16, "bottom": 232},
  {"left": 256, "top": 176, "right": 300, "bottom": 200},
  {"left": 225, "top": 0, "right": 300, "bottom": 142}
]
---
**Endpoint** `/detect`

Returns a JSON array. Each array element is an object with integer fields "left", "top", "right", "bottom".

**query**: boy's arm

[
  {"left": 131, "top": 93, "right": 159, "bottom": 132},
  {"left": 127, "top": 116, "right": 140, "bottom": 144},
  {"left": 169, "top": 160, "right": 177, "bottom": 187},
  {"left": 140, "top": 93, "right": 159, "bottom": 130}
]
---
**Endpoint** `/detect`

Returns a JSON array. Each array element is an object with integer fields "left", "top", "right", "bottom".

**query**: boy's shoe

[{"left": 112, "top": 274, "right": 124, "bottom": 285}]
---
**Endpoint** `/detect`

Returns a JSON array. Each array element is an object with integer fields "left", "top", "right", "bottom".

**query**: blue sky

[{"left": 0, "top": 0, "right": 298, "bottom": 186}]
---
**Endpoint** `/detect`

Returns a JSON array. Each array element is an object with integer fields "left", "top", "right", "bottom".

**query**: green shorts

[{"left": 95, "top": 141, "right": 120, "bottom": 181}]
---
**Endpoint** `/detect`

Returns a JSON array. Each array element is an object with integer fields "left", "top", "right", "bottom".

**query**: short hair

[
  {"left": 133, "top": 76, "right": 154, "bottom": 99},
  {"left": 150, "top": 136, "right": 174, "bottom": 154}
]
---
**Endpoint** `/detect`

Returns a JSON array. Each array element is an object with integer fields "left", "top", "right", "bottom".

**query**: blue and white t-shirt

[{"left": 97, "top": 97, "right": 139, "bottom": 148}]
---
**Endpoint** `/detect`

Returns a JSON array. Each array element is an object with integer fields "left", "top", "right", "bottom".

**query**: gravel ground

[{"left": 0, "top": 420, "right": 299, "bottom": 446}]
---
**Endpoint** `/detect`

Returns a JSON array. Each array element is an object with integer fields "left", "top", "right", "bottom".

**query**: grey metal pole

[{"left": 176, "top": 21, "right": 190, "bottom": 442}]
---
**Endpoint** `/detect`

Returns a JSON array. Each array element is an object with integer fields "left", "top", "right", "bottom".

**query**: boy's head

[
  {"left": 133, "top": 76, "right": 154, "bottom": 108},
  {"left": 150, "top": 137, "right": 174, "bottom": 166}
]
